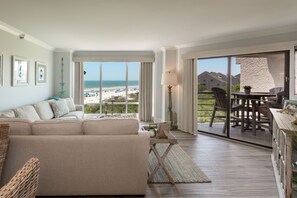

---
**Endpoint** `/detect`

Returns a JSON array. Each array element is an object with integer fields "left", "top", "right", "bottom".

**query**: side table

[{"left": 149, "top": 132, "right": 178, "bottom": 184}]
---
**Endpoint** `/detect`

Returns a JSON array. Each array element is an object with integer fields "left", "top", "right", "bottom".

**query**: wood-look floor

[
  {"left": 39, "top": 131, "right": 278, "bottom": 198},
  {"left": 198, "top": 123, "right": 272, "bottom": 147},
  {"left": 145, "top": 131, "right": 278, "bottom": 198}
]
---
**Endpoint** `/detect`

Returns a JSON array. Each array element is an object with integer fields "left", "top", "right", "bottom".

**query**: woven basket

[
  {"left": 0, "top": 124, "right": 9, "bottom": 181},
  {"left": 0, "top": 157, "right": 40, "bottom": 198}
]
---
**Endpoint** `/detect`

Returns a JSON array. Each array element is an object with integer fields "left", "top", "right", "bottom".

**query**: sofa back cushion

[
  {"left": 14, "top": 105, "right": 41, "bottom": 122},
  {"left": 83, "top": 119, "right": 139, "bottom": 135},
  {"left": 0, "top": 110, "right": 15, "bottom": 118},
  {"left": 0, "top": 118, "right": 31, "bottom": 135},
  {"left": 32, "top": 120, "right": 83, "bottom": 135},
  {"left": 33, "top": 101, "right": 54, "bottom": 120}
]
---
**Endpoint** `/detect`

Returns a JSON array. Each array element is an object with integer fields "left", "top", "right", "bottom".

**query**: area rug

[{"left": 148, "top": 144, "right": 211, "bottom": 183}]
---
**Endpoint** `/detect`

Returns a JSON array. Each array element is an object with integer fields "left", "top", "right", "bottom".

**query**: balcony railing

[{"left": 197, "top": 91, "right": 225, "bottom": 124}]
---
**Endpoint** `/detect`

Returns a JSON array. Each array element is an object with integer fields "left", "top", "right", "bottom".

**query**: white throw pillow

[
  {"left": 62, "top": 98, "right": 76, "bottom": 112},
  {"left": 33, "top": 101, "right": 54, "bottom": 120},
  {"left": 14, "top": 105, "right": 41, "bottom": 122},
  {"left": 50, "top": 100, "right": 70, "bottom": 118},
  {"left": 0, "top": 110, "right": 15, "bottom": 118}
]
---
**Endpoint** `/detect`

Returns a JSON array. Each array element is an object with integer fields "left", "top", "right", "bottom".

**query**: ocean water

[{"left": 84, "top": 80, "right": 139, "bottom": 89}]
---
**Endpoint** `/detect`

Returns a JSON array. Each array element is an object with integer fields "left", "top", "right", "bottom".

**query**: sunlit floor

[{"left": 198, "top": 123, "right": 272, "bottom": 147}]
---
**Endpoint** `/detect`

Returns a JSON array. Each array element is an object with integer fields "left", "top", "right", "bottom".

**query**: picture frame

[
  {"left": 35, "top": 61, "right": 47, "bottom": 85},
  {"left": 0, "top": 53, "right": 3, "bottom": 87},
  {"left": 12, "top": 56, "right": 29, "bottom": 86}
]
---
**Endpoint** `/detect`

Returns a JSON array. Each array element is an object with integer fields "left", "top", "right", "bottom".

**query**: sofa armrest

[{"left": 75, "top": 105, "right": 84, "bottom": 112}]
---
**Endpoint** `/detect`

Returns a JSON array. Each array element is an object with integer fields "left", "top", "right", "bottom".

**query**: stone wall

[{"left": 236, "top": 53, "right": 284, "bottom": 92}]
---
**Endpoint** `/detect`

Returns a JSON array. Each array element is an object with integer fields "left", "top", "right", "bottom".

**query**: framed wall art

[
  {"left": 35, "top": 61, "right": 47, "bottom": 85},
  {"left": 0, "top": 54, "right": 3, "bottom": 87},
  {"left": 12, "top": 56, "right": 29, "bottom": 86}
]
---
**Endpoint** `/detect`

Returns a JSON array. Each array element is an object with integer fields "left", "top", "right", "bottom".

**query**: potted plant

[{"left": 243, "top": 85, "right": 252, "bottom": 94}]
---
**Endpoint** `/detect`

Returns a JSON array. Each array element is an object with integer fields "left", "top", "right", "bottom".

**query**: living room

[{"left": 0, "top": 1, "right": 297, "bottom": 197}]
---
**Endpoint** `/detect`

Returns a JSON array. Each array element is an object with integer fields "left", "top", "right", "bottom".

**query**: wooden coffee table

[{"left": 149, "top": 132, "right": 178, "bottom": 184}]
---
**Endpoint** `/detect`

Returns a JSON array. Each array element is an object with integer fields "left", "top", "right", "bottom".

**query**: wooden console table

[
  {"left": 270, "top": 108, "right": 297, "bottom": 198},
  {"left": 148, "top": 132, "right": 178, "bottom": 184}
]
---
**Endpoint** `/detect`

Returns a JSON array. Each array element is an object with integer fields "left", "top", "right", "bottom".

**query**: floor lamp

[{"left": 162, "top": 71, "right": 178, "bottom": 129}]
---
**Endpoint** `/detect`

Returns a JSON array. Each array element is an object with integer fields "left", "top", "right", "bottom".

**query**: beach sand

[{"left": 84, "top": 86, "right": 139, "bottom": 104}]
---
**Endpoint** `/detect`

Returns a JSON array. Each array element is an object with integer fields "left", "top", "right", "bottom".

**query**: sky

[
  {"left": 84, "top": 58, "right": 241, "bottom": 81},
  {"left": 197, "top": 57, "right": 240, "bottom": 75},
  {"left": 84, "top": 62, "right": 139, "bottom": 81}
]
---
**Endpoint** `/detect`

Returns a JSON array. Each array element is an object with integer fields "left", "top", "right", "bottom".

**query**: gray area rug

[{"left": 148, "top": 144, "right": 211, "bottom": 183}]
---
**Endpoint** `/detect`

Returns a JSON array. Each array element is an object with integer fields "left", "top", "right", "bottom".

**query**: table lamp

[{"left": 162, "top": 71, "right": 178, "bottom": 129}]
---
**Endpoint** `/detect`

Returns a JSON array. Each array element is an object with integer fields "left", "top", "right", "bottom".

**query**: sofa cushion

[
  {"left": 32, "top": 120, "right": 83, "bottom": 135},
  {"left": 14, "top": 105, "right": 41, "bottom": 122},
  {"left": 0, "top": 118, "right": 31, "bottom": 135},
  {"left": 50, "top": 100, "right": 69, "bottom": 118},
  {"left": 33, "top": 101, "right": 54, "bottom": 120},
  {"left": 83, "top": 119, "right": 139, "bottom": 135},
  {"left": 62, "top": 98, "right": 76, "bottom": 112},
  {"left": 0, "top": 110, "right": 15, "bottom": 118},
  {"left": 62, "top": 111, "right": 84, "bottom": 119}
]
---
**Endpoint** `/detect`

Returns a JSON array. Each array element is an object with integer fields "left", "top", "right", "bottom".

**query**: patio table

[{"left": 232, "top": 92, "right": 275, "bottom": 134}]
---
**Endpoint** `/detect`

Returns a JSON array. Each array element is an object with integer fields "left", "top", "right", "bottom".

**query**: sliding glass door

[
  {"left": 197, "top": 51, "right": 289, "bottom": 147},
  {"left": 197, "top": 57, "right": 228, "bottom": 137},
  {"left": 84, "top": 62, "right": 140, "bottom": 115}
]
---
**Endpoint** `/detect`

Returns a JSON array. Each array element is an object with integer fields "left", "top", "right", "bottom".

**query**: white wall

[{"left": 0, "top": 29, "right": 54, "bottom": 111}]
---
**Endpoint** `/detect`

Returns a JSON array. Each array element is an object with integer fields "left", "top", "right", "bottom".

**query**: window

[{"left": 84, "top": 62, "right": 139, "bottom": 115}]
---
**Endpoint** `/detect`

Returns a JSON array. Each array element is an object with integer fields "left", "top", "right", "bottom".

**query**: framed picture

[
  {"left": 35, "top": 61, "right": 47, "bottom": 85},
  {"left": 0, "top": 54, "right": 3, "bottom": 87},
  {"left": 12, "top": 56, "right": 29, "bottom": 86}
]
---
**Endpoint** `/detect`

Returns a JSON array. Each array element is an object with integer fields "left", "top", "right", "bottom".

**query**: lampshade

[{"left": 162, "top": 71, "right": 178, "bottom": 86}]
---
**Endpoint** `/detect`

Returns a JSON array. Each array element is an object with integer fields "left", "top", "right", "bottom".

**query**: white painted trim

[
  {"left": 181, "top": 41, "right": 296, "bottom": 59},
  {"left": 0, "top": 20, "right": 54, "bottom": 51},
  {"left": 271, "top": 154, "right": 285, "bottom": 198}
]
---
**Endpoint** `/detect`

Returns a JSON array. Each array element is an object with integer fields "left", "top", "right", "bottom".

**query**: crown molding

[{"left": 0, "top": 20, "right": 54, "bottom": 51}]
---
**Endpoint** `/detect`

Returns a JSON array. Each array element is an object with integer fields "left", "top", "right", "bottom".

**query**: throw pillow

[
  {"left": 0, "top": 110, "right": 15, "bottom": 118},
  {"left": 14, "top": 105, "right": 41, "bottom": 122},
  {"left": 62, "top": 98, "right": 76, "bottom": 112},
  {"left": 50, "top": 100, "right": 70, "bottom": 118}
]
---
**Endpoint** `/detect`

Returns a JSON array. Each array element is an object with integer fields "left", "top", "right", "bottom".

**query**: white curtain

[
  {"left": 74, "top": 62, "right": 84, "bottom": 105},
  {"left": 139, "top": 62, "right": 153, "bottom": 121},
  {"left": 179, "top": 59, "right": 197, "bottom": 134}
]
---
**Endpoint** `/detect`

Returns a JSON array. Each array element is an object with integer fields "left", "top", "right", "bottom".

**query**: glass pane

[
  {"left": 197, "top": 57, "right": 228, "bottom": 137},
  {"left": 84, "top": 62, "right": 100, "bottom": 113},
  {"left": 127, "top": 104, "right": 138, "bottom": 113},
  {"left": 128, "top": 62, "right": 139, "bottom": 114},
  {"left": 102, "top": 62, "right": 126, "bottom": 114},
  {"left": 230, "top": 53, "right": 285, "bottom": 147}
]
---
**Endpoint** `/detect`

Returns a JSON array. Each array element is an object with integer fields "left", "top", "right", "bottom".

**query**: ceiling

[{"left": 0, "top": 0, "right": 297, "bottom": 51}]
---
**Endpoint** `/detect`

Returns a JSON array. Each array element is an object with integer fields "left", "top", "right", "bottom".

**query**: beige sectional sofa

[
  {"left": 0, "top": 99, "right": 150, "bottom": 196},
  {"left": 0, "top": 98, "right": 84, "bottom": 121},
  {"left": 1, "top": 118, "right": 150, "bottom": 196}
]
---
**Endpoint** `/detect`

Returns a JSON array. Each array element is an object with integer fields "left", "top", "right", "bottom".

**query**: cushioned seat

[{"left": 62, "top": 111, "right": 84, "bottom": 119}]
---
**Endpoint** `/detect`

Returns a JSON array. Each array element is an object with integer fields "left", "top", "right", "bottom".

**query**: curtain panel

[
  {"left": 139, "top": 62, "right": 153, "bottom": 121},
  {"left": 179, "top": 59, "right": 197, "bottom": 134},
  {"left": 74, "top": 62, "right": 84, "bottom": 105}
]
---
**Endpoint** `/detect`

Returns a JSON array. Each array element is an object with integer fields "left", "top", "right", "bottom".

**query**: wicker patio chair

[
  {"left": 0, "top": 157, "right": 40, "bottom": 198},
  {"left": 0, "top": 124, "right": 9, "bottom": 180}
]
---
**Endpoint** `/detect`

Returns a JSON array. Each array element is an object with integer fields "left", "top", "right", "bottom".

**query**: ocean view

[{"left": 84, "top": 80, "right": 139, "bottom": 89}]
